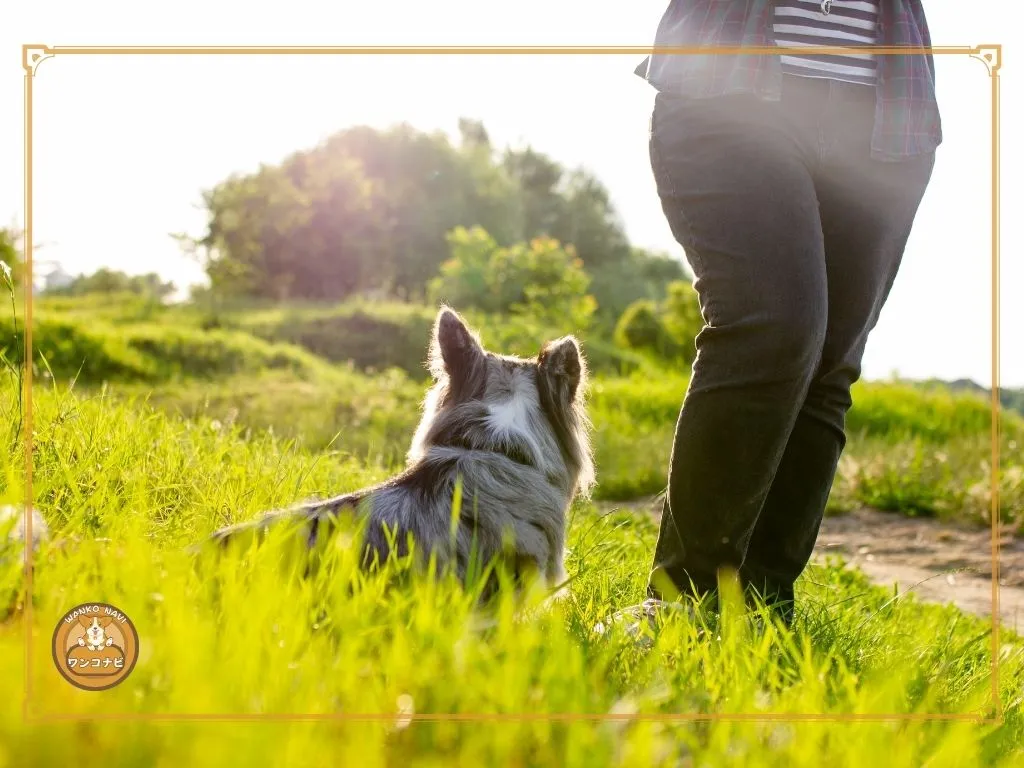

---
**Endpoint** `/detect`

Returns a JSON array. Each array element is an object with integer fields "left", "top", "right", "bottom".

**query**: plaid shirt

[{"left": 636, "top": 0, "right": 942, "bottom": 161}]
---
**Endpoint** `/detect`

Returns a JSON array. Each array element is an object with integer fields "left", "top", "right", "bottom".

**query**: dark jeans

[{"left": 646, "top": 74, "right": 935, "bottom": 625}]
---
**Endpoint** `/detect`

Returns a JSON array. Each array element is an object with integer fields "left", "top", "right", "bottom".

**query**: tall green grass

[
  {"left": 85, "top": 361, "right": 1024, "bottom": 527},
  {"left": 2, "top": 379, "right": 1023, "bottom": 766},
  {"left": 8, "top": 296, "right": 1021, "bottom": 532},
  {"left": 585, "top": 372, "right": 1024, "bottom": 526}
]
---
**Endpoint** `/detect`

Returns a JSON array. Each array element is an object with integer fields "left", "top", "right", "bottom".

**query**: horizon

[{"left": 3, "top": 0, "right": 1021, "bottom": 387}]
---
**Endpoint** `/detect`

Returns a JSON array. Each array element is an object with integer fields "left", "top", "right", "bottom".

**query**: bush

[
  {"left": 123, "top": 326, "right": 323, "bottom": 380},
  {"left": 614, "top": 300, "right": 680, "bottom": 360},
  {"left": 428, "top": 226, "right": 597, "bottom": 331},
  {"left": 0, "top": 315, "right": 325, "bottom": 385},
  {"left": 237, "top": 302, "right": 437, "bottom": 377},
  {"left": 0, "top": 315, "right": 155, "bottom": 382},
  {"left": 661, "top": 281, "right": 702, "bottom": 363},
  {"left": 614, "top": 280, "right": 702, "bottom": 366},
  {"left": 236, "top": 300, "right": 644, "bottom": 378},
  {"left": 847, "top": 381, "right": 1020, "bottom": 443}
]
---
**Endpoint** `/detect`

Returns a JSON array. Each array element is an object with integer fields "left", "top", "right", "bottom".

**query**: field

[{"left": 2, "top": 294, "right": 1024, "bottom": 766}]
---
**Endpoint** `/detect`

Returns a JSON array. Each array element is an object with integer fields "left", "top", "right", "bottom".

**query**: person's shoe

[{"left": 607, "top": 597, "right": 701, "bottom": 649}]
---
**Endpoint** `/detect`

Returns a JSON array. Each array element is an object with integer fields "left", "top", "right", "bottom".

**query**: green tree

[
  {"left": 50, "top": 268, "right": 176, "bottom": 299},
  {"left": 199, "top": 153, "right": 383, "bottom": 300},
  {"left": 588, "top": 247, "right": 689, "bottom": 324},
  {"left": 492, "top": 236, "right": 596, "bottom": 332},
  {"left": 428, "top": 227, "right": 596, "bottom": 332},
  {"left": 428, "top": 226, "right": 503, "bottom": 313},
  {"left": 190, "top": 119, "right": 685, "bottom": 314}
]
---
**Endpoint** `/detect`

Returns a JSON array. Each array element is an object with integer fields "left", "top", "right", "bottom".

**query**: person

[{"left": 621, "top": 0, "right": 942, "bottom": 631}]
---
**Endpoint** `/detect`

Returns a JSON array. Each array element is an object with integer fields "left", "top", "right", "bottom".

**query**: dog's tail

[{"left": 193, "top": 491, "right": 369, "bottom": 555}]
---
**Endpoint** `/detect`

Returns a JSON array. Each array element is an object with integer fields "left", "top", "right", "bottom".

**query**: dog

[
  {"left": 78, "top": 615, "right": 115, "bottom": 651},
  {"left": 207, "top": 306, "right": 595, "bottom": 598}
]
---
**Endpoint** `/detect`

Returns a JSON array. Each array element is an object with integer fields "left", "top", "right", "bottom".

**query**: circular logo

[{"left": 52, "top": 603, "right": 139, "bottom": 691}]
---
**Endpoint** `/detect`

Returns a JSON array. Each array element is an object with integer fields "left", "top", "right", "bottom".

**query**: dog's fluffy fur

[{"left": 208, "top": 306, "right": 595, "bottom": 594}]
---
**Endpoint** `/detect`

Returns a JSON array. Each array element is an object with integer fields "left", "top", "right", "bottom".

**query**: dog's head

[
  {"left": 408, "top": 306, "right": 594, "bottom": 497},
  {"left": 78, "top": 615, "right": 113, "bottom": 647}
]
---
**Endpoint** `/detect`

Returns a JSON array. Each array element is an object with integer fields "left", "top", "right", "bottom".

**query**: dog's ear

[
  {"left": 538, "top": 336, "right": 585, "bottom": 401},
  {"left": 99, "top": 617, "right": 113, "bottom": 627},
  {"left": 78, "top": 616, "right": 94, "bottom": 628},
  {"left": 429, "top": 306, "right": 484, "bottom": 382}
]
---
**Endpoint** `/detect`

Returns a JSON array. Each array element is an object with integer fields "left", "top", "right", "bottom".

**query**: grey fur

[{"left": 207, "top": 306, "right": 595, "bottom": 596}]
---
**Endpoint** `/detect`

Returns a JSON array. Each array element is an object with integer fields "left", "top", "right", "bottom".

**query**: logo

[{"left": 52, "top": 603, "right": 139, "bottom": 691}]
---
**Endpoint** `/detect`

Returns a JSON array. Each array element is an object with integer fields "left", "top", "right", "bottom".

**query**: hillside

[{"left": 924, "top": 377, "right": 1024, "bottom": 417}]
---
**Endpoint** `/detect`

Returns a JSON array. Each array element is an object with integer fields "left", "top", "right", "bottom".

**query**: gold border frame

[{"left": 19, "top": 43, "right": 1003, "bottom": 725}]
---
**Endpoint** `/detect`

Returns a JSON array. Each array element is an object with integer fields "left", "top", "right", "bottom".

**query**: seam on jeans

[{"left": 648, "top": 135, "right": 716, "bottom": 328}]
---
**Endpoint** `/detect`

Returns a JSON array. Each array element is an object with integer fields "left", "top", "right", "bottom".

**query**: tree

[
  {"left": 492, "top": 236, "right": 596, "bottom": 332},
  {"left": 502, "top": 146, "right": 565, "bottom": 242},
  {"left": 427, "top": 226, "right": 502, "bottom": 313},
  {"left": 47, "top": 268, "right": 177, "bottom": 300},
  {"left": 553, "top": 168, "right": 631, "bottom": 272},
  {"left": 458, "top": 118, "right": 491, "bottom": 150},
  {"left": 501, "top": 149, "right": 670, "bottom": 319},
  {"left": 196, "top": 123, "right": 510, "bottom": 301},
  {"left": 199, "top": 154, "right": 383, "bottom": 300},
  {"left": 428, "top": 226, "right": 596, "bottom": 332},
  {"left": 588, "top": 247, "right": 689, "bottom": 325},
  {"left": 189, "top": 118, "right": 685, "bottom": 314}
]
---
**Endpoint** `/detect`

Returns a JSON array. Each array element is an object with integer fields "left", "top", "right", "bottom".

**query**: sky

[{"left": 2, "top": 0, "right": 1021, "bottom": 387}]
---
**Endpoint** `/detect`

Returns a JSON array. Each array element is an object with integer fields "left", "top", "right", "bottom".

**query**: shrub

[
  {"left": 122, "top": 326, "right": 323, "bottom": 380},
  {"left": 0, "top": 316, "right": 324, "bottom": 385},
  {"left": 428, "top": 226, "right": 597, "bottom": 331},
  {"left": 238, "top": 303, "right": 437, "bottom": 377},
  {"left": 614, "top": 300, "right": 679, "bottom": 360},
  {"left": 0, "top": 316, "right": 155, "bottom": 382},
  {"left": 614, "top": 280, "right": 702, "bottom": 366},
  {"left": 236, "top": 301, "right": 643, "bottom": 378}
]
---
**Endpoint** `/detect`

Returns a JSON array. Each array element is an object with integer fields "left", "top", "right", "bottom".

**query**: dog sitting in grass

[{"left": 207, "top": 306, "right": 595, "bottom": 597}]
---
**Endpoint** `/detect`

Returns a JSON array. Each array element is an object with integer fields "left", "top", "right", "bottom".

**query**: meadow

[{"left": 1, "top": 292, "right": 1023, "bottom": 766}]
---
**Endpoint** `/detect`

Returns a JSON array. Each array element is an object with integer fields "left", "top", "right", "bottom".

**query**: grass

[
  {"left": 2, "top": 379, "right": 1023, "bottom": 766},
  {"left": 1, "top": 313, "right": 330, "bottom": 384},
  {"left": 129, "top": 366, "right": 425, "bottom": 471},
  {"left": 20, "top": 293, "right": 1023, "bottom": 528},
  {"left": 90, "top": 363, "right": 1024, "bottom": 526},
  {"left": 4, "top": 294, "right": 1024, "bottom": 764}
]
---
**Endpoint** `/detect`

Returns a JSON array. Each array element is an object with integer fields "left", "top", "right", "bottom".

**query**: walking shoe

[{"left": 607, "top": 597, "right": 702, "bottom": 649}]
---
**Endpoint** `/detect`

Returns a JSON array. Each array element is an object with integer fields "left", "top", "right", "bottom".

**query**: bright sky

[{"left": 3, "top": 1, "right": 1021, "bottom": 387}]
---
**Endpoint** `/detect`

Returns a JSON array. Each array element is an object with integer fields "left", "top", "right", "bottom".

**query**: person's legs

[
  {"left": 645, "top": 88, "right": 830, "bottom": 606},
  {"left": 740, "top": 80, "right": 936, "bottom": 624}
]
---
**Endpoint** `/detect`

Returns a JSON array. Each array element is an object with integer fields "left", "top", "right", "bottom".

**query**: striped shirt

[
  {"left": 773, "top": 1, "right": 881, "bottom": 86},
  {"left": 633, "top": 0, "right": 942, "bottom": 161}
]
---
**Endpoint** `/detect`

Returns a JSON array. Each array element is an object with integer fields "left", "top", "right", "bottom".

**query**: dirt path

[{"left": 597, "top": 497, "right": 1024, "bottom": 632}]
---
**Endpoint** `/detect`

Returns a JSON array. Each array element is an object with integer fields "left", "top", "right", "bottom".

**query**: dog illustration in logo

[
  {"left": 66, "top": 614, "right": 125, "bottom": 676},
  {"left": 78, "top": 615, "right": 116, "bottom": 651}
]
